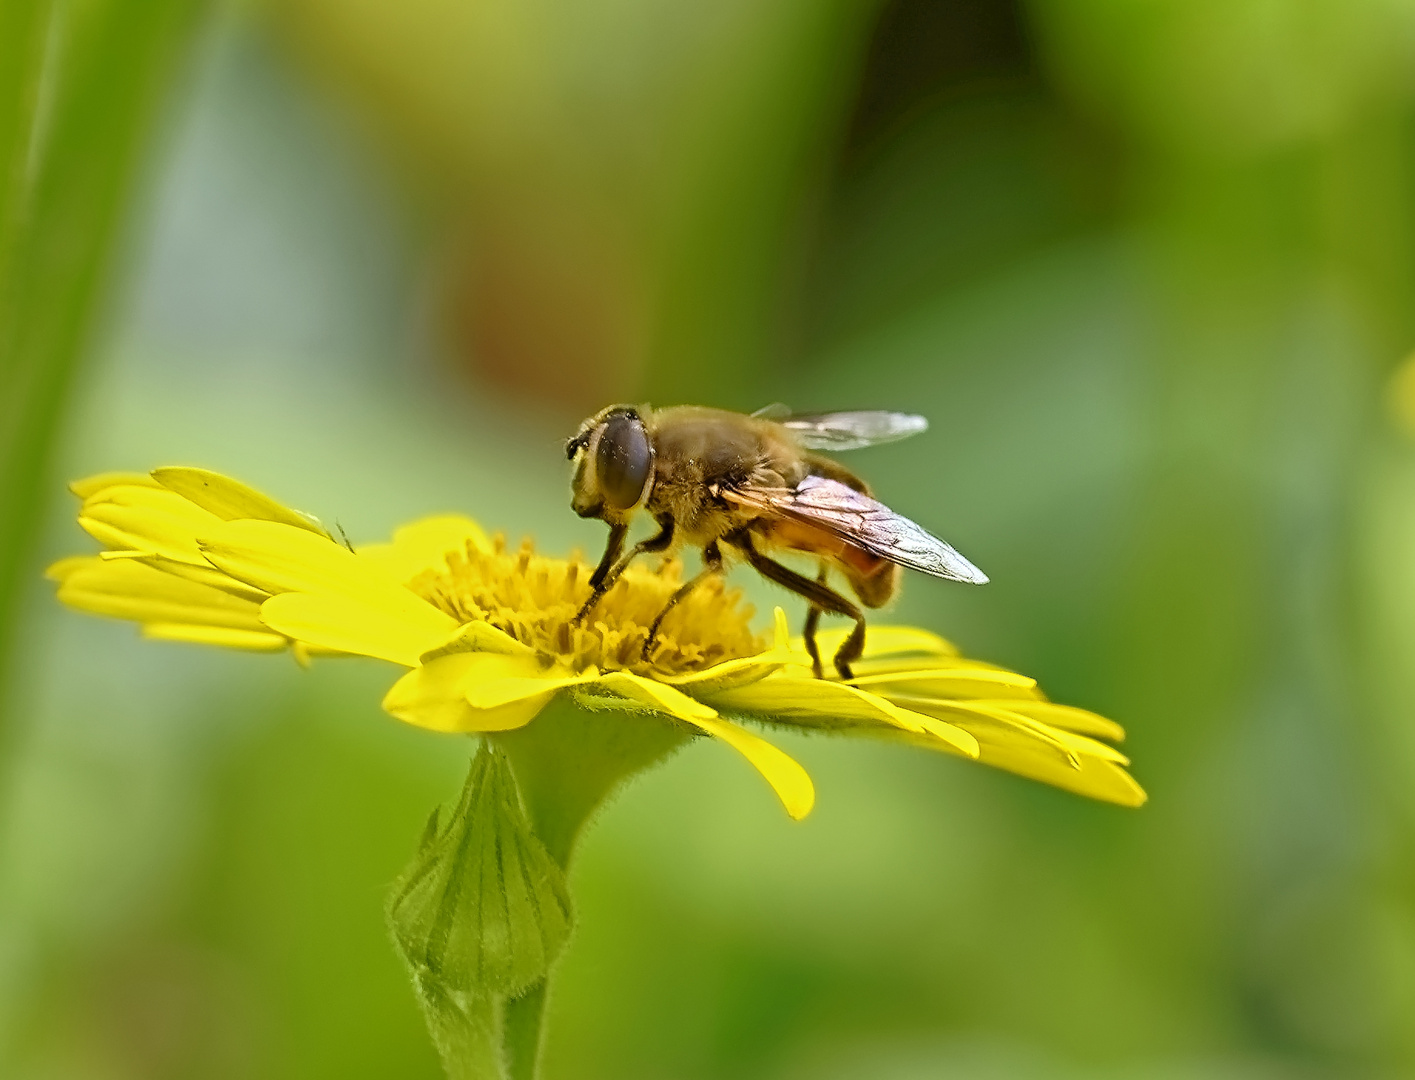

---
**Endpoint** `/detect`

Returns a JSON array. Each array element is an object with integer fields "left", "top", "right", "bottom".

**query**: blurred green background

[{"left": 7, "top": 0, "right": 1415, "bottom": 1076}]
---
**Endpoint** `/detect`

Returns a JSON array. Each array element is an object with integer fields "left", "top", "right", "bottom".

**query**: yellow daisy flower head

[{"left": 49, "top": 467, "right": 1145, "bottom": 819}]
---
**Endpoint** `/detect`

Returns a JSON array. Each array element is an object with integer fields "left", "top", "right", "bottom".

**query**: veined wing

[
  {"left": 753, "top": 407, "right": 929, "bottom": 451},
  {"left": 725, "top": 475, "right": 988, "bottom": 584}
]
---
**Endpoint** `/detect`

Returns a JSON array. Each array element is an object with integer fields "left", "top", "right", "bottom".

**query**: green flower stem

[
  {"left": 493, "top": 698, "right": 690, "bottom": 1080},
  {"left": 495, "top": 698, "right": 690, "bottom": 867},
  {"left": 415, "top": 976, "right": 504, "bottom": 1080},
  {"left": 501, "top": 986, "right": 549, "bottom": 1080}
]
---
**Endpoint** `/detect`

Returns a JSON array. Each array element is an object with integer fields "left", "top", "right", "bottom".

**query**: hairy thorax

[{"left": 645, "top": 407, "right": 804, "bottom": 548}]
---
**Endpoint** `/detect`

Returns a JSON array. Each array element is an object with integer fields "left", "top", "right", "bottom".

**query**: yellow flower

[
  {"left": 1392, "top": 349, "right": 1415, "bottom": 438},
  {"left": 49, "top": 467, "right": 1146, "bottom": 819}
]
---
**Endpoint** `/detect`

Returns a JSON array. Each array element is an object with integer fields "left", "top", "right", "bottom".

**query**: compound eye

[{"left": 595, "top": 413, "right": 652, "bottom": 510}]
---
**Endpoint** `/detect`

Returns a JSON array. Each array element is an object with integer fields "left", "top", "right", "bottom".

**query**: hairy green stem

[
  {"left": 501, "top": 985, "right": 549, "bottom": 1080},
  {"left": 492, "top": 700, "right": 689, "bottom": 1080}
]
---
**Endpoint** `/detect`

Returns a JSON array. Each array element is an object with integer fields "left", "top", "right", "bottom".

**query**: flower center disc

[{"left": 409, "top": 538, "right": 761, "bottom": 675}]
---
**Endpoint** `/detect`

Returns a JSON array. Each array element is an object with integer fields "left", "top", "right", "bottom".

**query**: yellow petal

[
  {"left": 152, "top": 467, "right": 329, "bottom": 535},
  {"left": 1047, "top": 726, "right": 1130, "bottom": 766},
  {"left": 197, "top": 519, "right": 395, "bottom": 595},
  {"left": 594, "top": 671, "right": 718, "bottom": 721},
  {"left": 591, "top": 671, "right": 815, "bottom": 820},
  {"left": 898, "top": 696, "right": 1080, "bottom": 767},
  {"left": 69, "top": 472, "right": 162, "bottom": 499},
  {"left": 142, "top": 623, "right": 288, "bottom": 651},
  {"left": 848, "top": 666, "right": 1040, "bottom": 700},
  {"left": 878, "top": 725, "right": 1146, "bottom": 806},
  {"left": 923, "top": 700, "right": 1129, "bottom": 766},
  {"left": 660, "top": 653, "right": 788, "bottom": 694},
  {"left": 57, "top": 558, "right": 268, "bottom": 632},
  {"left": 975, "top": 740, "right": 1146, "bottom": 806},
  {"left": 46, "top": 555, "right": 96, "bottom": 583},
  {"left": 663, "top": 607, "right": 794, "bottom": 694},
  {"left": 467, "top": 670, "right": 596, "bottom": 709},
  {"left": 259, "top": 591, "right": 457, "bottom": 666},
  {"left": 356, "top": 515, "right": 490, "bottom": 583},
  {"left": 458, "top": 695, "right": 557, "bottom": 733},
  {"left": 693, "top": 713, "right": 816, "bottom": 821},
  {"left": 383, "top": 652, "right": 554, "bottom": 732},
  {"left": 997, "top": 700, "right": 1126, "bottom": 742},
  {"left": 136, "top": 554, "right": 269, "bottom": 603},
  {"left": 420, "top": 620, "right": 537, "bottom": 663},
  {"left": 705, "top": 674, "right": 979, "bottom": 758},
  {"left": 850, "top": 685, "right": 980, "bottom": 757},
  {"left": 292, "top": 641, "right": 351, "bottom": 665},
  {"left": 78, "top": 485, "right": 222, "bottom": 564}
]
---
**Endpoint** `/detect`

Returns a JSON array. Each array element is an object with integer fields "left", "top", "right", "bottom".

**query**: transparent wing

[
  {"left": 725, "top": 475, "right": 988, "bottom": 584},
  {"left": 771, "top": 410, "right": 928, "bottom": 451}
]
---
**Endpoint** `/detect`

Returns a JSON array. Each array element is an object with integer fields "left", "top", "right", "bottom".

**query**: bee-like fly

[{"left": 565, "top": 404, "right": 986, "bottom": 679}]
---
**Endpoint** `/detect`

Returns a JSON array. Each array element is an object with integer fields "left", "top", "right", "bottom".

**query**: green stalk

[
  {"left": 498, "top": 702, "right": 690, "bottom": 1080},
  {"left": 500, "top": 987, "right": 550, "bottom": 1080},
  {"left": 496, "top": 698, "right": 690, "bottom": 868},
  {"left": 494, "top": 700, "right": 689, "bottom": 1080}
]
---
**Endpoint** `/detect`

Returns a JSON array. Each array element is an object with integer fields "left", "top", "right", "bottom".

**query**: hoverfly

[{"left": 565, "top": 404, "right": 986, "bottom": 679}]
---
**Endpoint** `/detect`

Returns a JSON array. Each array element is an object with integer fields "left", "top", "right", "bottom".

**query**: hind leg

[
  {"left": 802, "top": 564, "right": 828, "bottom": 679},
  {"left": 732, "top": 533, "right": 865, "bottom": 679}
]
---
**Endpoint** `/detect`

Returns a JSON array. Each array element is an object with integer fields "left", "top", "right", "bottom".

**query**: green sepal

[
  {"left": 393, "top": 701, "right": 692, "bottom": 1079},
  {"left": 388, "top": 743, "right": 574, "bottom": 999}
]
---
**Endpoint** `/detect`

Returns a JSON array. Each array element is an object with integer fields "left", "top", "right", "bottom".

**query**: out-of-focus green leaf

[{"left": 0, "top": 0, "right": 205, "bottom": 727}]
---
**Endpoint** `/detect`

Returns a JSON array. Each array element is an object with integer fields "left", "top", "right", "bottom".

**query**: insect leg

[
  {"left": 802, "top": 563, "right": 828, "bottom": 679},
  {"left": 575, "top": 516, "right": 675, "bottom": 625},
  {"left": 732, "top": 531, "right": 865, "bottom": 680},
  {"left": 643, "top": 541, "right": 723, "bottom": 660},
  {"left": 834, "top": 614, "right": 867, "bottom": 681},
  {"left": 588, "top": 522, "right": 628, "bottom": 590}
]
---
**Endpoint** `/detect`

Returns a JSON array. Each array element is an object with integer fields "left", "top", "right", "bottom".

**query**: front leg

[
  {"left": 588, "top": 522, "right": 628, "bottom": 590},
  {"left": 574, "top": 515, "right": 675, "bottom": 625}
]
